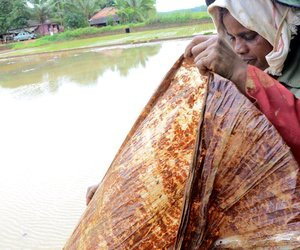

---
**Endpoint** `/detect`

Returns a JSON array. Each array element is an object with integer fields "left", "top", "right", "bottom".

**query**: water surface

[{"left": 0, "top": 39, "right": 190, "bottom": 248}]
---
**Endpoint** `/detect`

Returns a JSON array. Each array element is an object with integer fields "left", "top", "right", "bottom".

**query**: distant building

[
  {"left": 0, "top": 20, "right": 63, "bottom": 43},
  {"left": 27, "top": 20, "right": 63, "bottom": 36},
  {"left": 8, "top": 20, "right": 63, "bottom": 37},
  {"left": 89, "top": 7, "right": 120, "bottom": 27}
]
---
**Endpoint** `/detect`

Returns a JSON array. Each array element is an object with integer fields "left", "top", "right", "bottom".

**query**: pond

[{"left": 0, "top": 39, "right": 191, "bottom": 249}]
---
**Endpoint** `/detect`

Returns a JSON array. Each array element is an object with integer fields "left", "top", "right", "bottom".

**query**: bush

[
  {"left": 106, "top": 17, "right": 115, "bottom": 26},
  {"left": 64, "top": 12, "right": 88, "bottom": 29}
]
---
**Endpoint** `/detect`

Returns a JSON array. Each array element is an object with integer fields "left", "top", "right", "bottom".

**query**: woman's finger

[
  {"left": 195, "top": 46, "right": 219, "bottom": 76},
  {"left": 86, "top": 185, "right": 98, "bottom": 205},
  {"left": 193, "top": 42, "right": 215, "bottom": 63},
  {"left": 191, "top": 37, "right": 217, "bottom": 60},
  {"left": 195, "top": 55, "right": 211, "bottom": 76},
  {"left": 194, "top": 45, "right": 211, "bottom": 65},
  {"left": 184, "top": 35, "right": 214, "bottom": 58}
]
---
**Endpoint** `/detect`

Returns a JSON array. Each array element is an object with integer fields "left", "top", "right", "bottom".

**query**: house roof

[
  {"left": 27, "top": 19, "right": 58, "bottom": 27},
  {"left": 90, "top": 7, "right": 118, "bottom": 21},
  {"left": 8, "top": 27, "right": 37, "bottom": 34},
  {"left": 89, "top": 7, "right": 120, "bottom": 25},
  {"left": 89, "top": 15, "right": 120, "bottom": 25},
  {"left": 27, "top": 20, "right": 40, "bottom": 27}
]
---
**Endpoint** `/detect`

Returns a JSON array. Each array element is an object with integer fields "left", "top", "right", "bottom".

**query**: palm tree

[
  {"left": 49, "top": 0, "right": 67, "bottom": 26},
  {"left": 114, "top": 0, "right": 156, "bottom": 23},
  {"left": 29, "top": 0, "right": 55, "bottom": 24},
  {"left": 64, "top": 0, "right": 101, "bottom": 20}
]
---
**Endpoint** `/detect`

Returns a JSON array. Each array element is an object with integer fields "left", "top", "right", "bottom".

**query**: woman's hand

[
  {"left": 185, "top": 35, "right": 248, "bottom": 94},
  {"left": 86, "top": 184, "right": 99, "bottom": 205}
]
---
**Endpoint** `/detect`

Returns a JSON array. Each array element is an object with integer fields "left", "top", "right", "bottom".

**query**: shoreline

[
  {"left": 0, "top": 22, "right": 215, "bottom": 60},
  {"left": 0, "top": 35, "right": 196, "bottom": 60},
  {"left": 0, "top": 35, "right": 195, "bottom": 60}
]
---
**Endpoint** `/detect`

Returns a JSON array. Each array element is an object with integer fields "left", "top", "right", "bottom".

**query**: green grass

[
  {"left": 10, "top": 23, "right": 145, "bottom": 50},
  {"left": 1, "top": 23, "right": 215, "bottom": 58},
  {"left": 146, "top": 11, "right": 211, "bottom": 25}
]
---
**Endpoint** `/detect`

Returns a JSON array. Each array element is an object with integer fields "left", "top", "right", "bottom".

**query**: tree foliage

[
  {"left": 49, "top": 0, "right": 66, "bottom": 26},
  {"left": 9, "top": 0, "right": 31, "bottom": 29},
  {"left": 62, "top": 0, "right": 116, "bottom": 28},
  {"left": 114, "top": 0, "right": 156, "bottom": 23},
  {"left": 64, "top": 11, "right": 87, "bottom": 29},
  {"left": 0, "top": 0, "right": 156, "bottom": 34},
  {"left": 0, "top": 0, "right": 13, "bottom": 33},
  {"left": 57, "top": 0, "right": 114, "bottom": 28},
  {"left": 64, "top": 0, "right": 99, "bottom": 20},
  {"left": 0, "top": 0, "right": 30, "bottom": 33},
  {"left": 99, "top": 0, "right": 114, "bottom": 8},
  {"left": 28, "top": 0, "right": 55, "bottom": 24}
]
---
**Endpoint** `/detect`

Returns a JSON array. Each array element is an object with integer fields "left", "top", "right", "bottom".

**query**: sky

[{"left": 156, "top": 0, "right": 206, "bottom": 12}]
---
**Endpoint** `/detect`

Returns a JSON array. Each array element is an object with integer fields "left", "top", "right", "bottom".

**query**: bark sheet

[{"left": 65, "top": 57, "right": 299, "bottom": 250}]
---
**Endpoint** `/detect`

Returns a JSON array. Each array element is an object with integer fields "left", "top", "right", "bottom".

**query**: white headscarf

[{"left": 208, "top": 0, "right": 300, "bottom": 75}]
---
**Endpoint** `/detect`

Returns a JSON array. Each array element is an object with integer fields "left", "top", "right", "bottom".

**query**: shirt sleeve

[{"left": 245, "top": 65, "right": 300, "bottom": 164}]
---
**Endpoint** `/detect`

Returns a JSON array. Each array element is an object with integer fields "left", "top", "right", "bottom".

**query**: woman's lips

[{"left": 243, "top": 58, "right": 256, "bottom": 64}]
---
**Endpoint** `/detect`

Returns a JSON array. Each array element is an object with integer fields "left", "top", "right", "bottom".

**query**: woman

[
  {"left": 86, "top": 0, "right": 300, "bottom": 205},
  {"left": 185, "top": 0, "right": 300, "bottom": 164}
]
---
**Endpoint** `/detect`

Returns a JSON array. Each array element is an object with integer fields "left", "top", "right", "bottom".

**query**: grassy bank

[
  {"left": 9, "top": 12, "right": 212, "bottom": 51},
  {"left": 0, "top": 23, "right": 215, "bottom": 59},
  {"left": 10, "top": 23, "right": 144, "bottom": 50}
]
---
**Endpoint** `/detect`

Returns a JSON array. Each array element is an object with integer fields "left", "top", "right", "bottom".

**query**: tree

[
  {"left": 64, "top": 0, "right": 100, "bottom": 20},
  {"left": 114, "top": 0, "right": 156, "bottom": 23},
  {"left": 0, "top": 0, "right": 30, "bottom": 33},
  {"left": 64, "top": 11, "right": 87, "bottom": 28},
  {"left": 98, "top": 0, "right": 114, "bottom": 8},
  {"left": 9, "top": 0, "right": 31, "bottom": 29},
  {"left": 60, "top": 0, "right": 104, "bottom": 28},
  {"left": 32, "top": 0, "right": 115, "bottom": 29},
  {"left": 28, "top": 0, "right": 112, "bottom": 29},
  {"left": 50, "top": 0, "right": 67, "bottom": 26},
  {"left": 0, "top": 0, "right": 13, "bottom": 34},
  {"left": 28, "top": 0, "right": 55, "bottom": 24}
]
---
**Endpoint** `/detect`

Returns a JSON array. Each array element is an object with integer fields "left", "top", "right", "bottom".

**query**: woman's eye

[
  {"left": 228, "top": 35, "right": 235, "bottom": 41},
  {"left": 243, "top": 33, "right": 257, "bottom": 41}
]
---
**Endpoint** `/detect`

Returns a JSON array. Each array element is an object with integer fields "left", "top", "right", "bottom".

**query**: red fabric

[{"left": 246, "top": 65, "right": 300, "bottom": 165}]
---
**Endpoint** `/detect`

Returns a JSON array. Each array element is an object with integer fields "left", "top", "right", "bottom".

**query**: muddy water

[{"left": 0, "top": 39, "right": 190, "bottom": 249}]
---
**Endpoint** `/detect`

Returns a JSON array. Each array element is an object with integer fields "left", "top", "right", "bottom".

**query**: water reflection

[
  {"left": 0, "top": 44, "right": 161, "bottom": 89},
  {"left": 0, "top": 39, "right": 189, "bottom": 249}
]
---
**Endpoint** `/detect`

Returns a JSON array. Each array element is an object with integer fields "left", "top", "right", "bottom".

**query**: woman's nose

[{"left": 234, "top": 38, "right": 249, "bottom": 55}]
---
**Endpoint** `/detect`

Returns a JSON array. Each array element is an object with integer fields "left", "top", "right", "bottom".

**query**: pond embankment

[{"left": 0, "top": 22, "right": 215, "bottom": 60}]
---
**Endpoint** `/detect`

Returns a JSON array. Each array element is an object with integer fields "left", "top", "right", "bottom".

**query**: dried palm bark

[
  {"left": 175, "top": 75, "right": 300, "bottom": 249},
  {"left": 65, "top": 57, "right": 299, "bottom": 250},
  {"left": 64, "top": 56, "right": 208, "bottom": 249}
]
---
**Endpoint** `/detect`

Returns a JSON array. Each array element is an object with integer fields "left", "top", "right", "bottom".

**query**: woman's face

[{"left": 223, "top": 13, "right": 273, "bottom": 70}]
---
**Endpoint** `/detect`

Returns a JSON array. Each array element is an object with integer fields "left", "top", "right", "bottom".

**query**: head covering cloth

[
  {"left": 276, "top": 0, "right": 300, "bottom": 8},
  {"left": 207, "top": 0, "right": 300, "bottom": 75}
]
